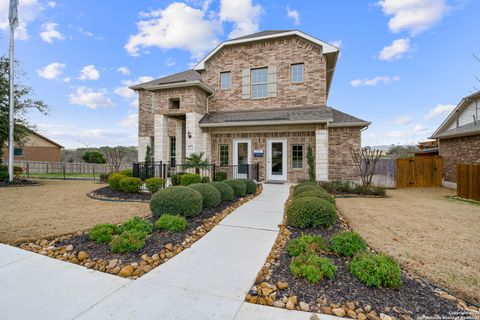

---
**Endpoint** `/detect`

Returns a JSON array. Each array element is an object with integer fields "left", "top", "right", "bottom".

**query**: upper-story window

[
  {"left": 169, "top": 98, "right": 180, "bottom": 110},
  {"left": 251, "top": 67, "right": 268, "bottom": 98},
  {"left": 220, "top": 72, "right": 231, "bottom": 90},
  {"left": 291, "top": 63, "right": 304, "bottom": 83}
]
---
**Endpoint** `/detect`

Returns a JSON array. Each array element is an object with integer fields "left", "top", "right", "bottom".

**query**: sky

[{"left": 0, "top": 0, "right": 479, "bottom": 148}]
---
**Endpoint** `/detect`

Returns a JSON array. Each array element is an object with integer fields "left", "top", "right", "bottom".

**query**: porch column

[
  {"left": 154, "top": 114, "right": 169, "bottom": 162},
  {"left": 315, "top": 125, "right": 329, "bottom": 181},
  {"left": 175, "top": 119, "right": 184, "bottom": 164},
  {"left": 202, "top": 130, "right": 211, "bottom": 162},
  {"left": 185, "top": 112, "right": 204, "bottom": 157},
  {"left": 138, "top": 136, "right": 150, "bottom": 162}
]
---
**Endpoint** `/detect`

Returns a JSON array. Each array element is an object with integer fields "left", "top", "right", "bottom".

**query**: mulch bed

[
  {"left": 56, "top": 197, "right": 240, "bottom": 265},
  {"left": 0, "top": 179, "right": 40, "bottom": 188},
  {"left": 88, "top": 186, "right": 151, "bottom": 202}
]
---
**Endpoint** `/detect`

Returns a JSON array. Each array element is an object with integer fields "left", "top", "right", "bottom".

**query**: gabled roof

[
  {"left": 229, "top": 30, "right": 295, "bottom": 41},
  {"left": 129, "top": 69, "right": 207, "bottom": 91},
  {"left": 433, "top": 121, "right": 480, "bottom": 139},
  {"left": 29, "top": 130, "right": 64, "bottom": 148}
]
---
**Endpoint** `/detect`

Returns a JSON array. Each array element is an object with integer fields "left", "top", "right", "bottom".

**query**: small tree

[
  {"left": 103, "top": 146, "right": 127, "bottom": 173},
  {"left": 82, "top": 151, "right": 106, "bottom": 164},
  {"left": 144, "top": 144, "right": 154, "bottom": 178},
  {"left": 185, "top": 152, "right": 209, "bottom": 174},
  {"left": 350, "top": 148, "right": 382, "bottom": 187},
  {"left": 307, "top": 144, "right": 315, "bottom": 182}
]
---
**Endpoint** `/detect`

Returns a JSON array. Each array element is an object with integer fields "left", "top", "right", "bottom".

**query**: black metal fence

[{"left": 133, "top": 162, "right": 260, "bottom": 182}]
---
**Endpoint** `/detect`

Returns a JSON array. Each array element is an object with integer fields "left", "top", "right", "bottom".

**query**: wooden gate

[
  {"left": 396, "top": 156, "right": 442, "bottom": 188},
  {"left": 457, "top": 164, "right": 480, "bottom": 201}
]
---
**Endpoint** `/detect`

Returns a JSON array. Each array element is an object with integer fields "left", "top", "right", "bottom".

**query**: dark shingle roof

[
  {"left": 331, "top": 108, "right": 368, "bottom": 124},
  {"left": 130, "top": 69, "right": 202, "bottom": 90},
  {"left": 230, "top": 30, "right": 295, "bottom": 41},
  {"left": 434, "top": 121, "right": 480, "bottom": 139}
]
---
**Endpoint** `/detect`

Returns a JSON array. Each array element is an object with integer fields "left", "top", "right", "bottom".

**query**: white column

[
  {"left": 315, "top": 126, "right": 329, "bottom": 181},
  {"left": 185, "top": 112, "right": 204, "bottom": 157},
  {"left": 138, "top": 137, "right": 150, "bottom": 162},
  {"left": 175, "top": 119, "right": 184, "bottom": 164},
  {"left": 154, "top": 114, "right": 169, "bottom": 162}
]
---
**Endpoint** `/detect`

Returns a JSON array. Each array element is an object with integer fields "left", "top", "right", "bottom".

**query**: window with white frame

[
  {"left": 291, "top": 63, "right": 304, "bottom": 83},
  {"left": 292, "top": 145, "right": 303, "bottom": 169},
  {"left": 169, "top": 136, "right": 176, "bottom": 165},
  {"left": 251, "top": 67, "right": 268, "bottom": 98},
  {"left": 219, "top": 144, "right": 229, "bottom": 166},
  {"left": 220, "top": 72, "right": 231, "bottom": 90}
]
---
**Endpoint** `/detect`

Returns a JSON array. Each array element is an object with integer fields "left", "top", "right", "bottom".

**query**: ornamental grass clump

[
  {"left": 156, "top": 214, "right": 188, "bottom": 232},
  {"left": 348, "top": 252, "right": 402, "bottom": 288},
  {"left": 145, "top": 177, "right": 165, "bottom": 194},
  {"left": 286, "top": 197, "right": 337, "bottom": 228},
  {"left": 150, "top": 186, "right": 203, "bottom": 217},
  {"left": 290, "top": 253, "right": 337, "bottom": 284},
  {"left": 240, "top": 179, "right": 257, "bottom": 194},
  {"left": 223, "top": 179, "right": 247, "bottom": 197},
  {"left": 188, "top": 183, "right": 221, "bottom": 208},
  {"left": 89, "top": 224, "right": 118, "bottom": 244},
  {"left": 208, "top": 182, "right": 235, "bottom": 201},
  {"left": 286, "top": 234, "right": 326, "bottom": 257},
  {"left": 331, "top": 231, "right": 367, "bottom": 257}
]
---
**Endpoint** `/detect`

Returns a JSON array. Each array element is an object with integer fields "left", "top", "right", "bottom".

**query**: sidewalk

[{"left": 0, "top": 184, "right": 340, "bottom": 320}]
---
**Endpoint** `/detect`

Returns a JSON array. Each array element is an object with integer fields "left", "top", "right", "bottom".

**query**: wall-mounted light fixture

[{"left": 187, "top": 131, "right": 192, "bottom": 139}]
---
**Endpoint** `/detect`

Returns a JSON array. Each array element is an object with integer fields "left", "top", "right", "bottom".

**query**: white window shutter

[
  {"left": 242, "top": 69, "right": 250, "bottom": 99},
  {"left": 268, "top": 66, "right": 277, "bottom": 97}
]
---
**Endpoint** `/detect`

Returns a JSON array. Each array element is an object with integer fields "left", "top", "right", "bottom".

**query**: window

[
  {"left": 220, "top": 72, "right": 231, "bottom": 90},
  {"left": 292, "top": 145, "right": 303, "bottom": 169},
  {"left": 169, "top": 136, "right": 176, "bottom": 165},
  {"left": 219, "top": 144, "right": 229, "bottom": 167},
  {"left": 291, "top": 63, "right": 304, "bottom": 83},
  {"left": 251, "top": 67, "right": 268, "bottom": 98},
  {"left": 14, "top": 147, "right": 23, "bottom": 157},
  {"left": 169, "top": 98, "right": 180, "bottom": 110}
]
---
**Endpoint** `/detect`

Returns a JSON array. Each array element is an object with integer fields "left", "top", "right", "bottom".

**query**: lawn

[{"left": 336, "top": 188, "right": 480, "bottom": 305}]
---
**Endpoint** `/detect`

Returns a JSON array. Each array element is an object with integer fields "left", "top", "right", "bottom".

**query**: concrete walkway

[{"left": 0, "top": 184, "right": 340, "bottom": 320}]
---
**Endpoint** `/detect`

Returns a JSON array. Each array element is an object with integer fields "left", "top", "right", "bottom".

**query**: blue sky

[{"left": 0, "top": 0, "right": 479, "bottom": 148}]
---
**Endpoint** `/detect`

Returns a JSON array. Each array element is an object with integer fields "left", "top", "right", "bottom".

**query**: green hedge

[
  {"left": 119, "top": 177, "right": 142, "bottom": 193},
  {"left": 214, "top": 171, "right": 228, "bottom": 182},
  {"left": 286, "top": 197, "right": 337, "bottom": 228},
  {"left": 188, "top": 183, "right": 221, "bottom": 208},
  {"left": 108, "top": 173, "right": 127, "bottom": 191},
  {"left": 180, "top": 173, "right": 202, "bottom": 186},
  {"left": 208, "top": 182, "right": 235, "bottom": 201},
  {"left": 290, "top": 253, "right": 337, "bottom": 284},
  {"left": 145, "top": 178, "right": 164, "bottom": 194},
  {"left": 150, "top": 186, "right": 203, "bottom": 217},
  {"left": 118, "top": 169, "right": 133, "bottom": 177},
  {"left": 348, "top": 253, "right": 402, "bottom": 288},
  {"left": 171, "top": 172, "right": 186, "bottom": 186},
  {"left": 223, "top": 179, "right": 247, "bottom": 197},
  {"left": 294, "top": 189, "right": 336, "bottom": 205},
  {"left": 156, "top": 214, "right": 188, "bottom": 232},
  {"left": 293, "top": 184, "right": 327, "bottom": 197},
  {"left": 240, "top": 179, "right": 257, "bottom": 194},
  {"left": 331, "top": 231, "right": 367, "bottom": 257}
]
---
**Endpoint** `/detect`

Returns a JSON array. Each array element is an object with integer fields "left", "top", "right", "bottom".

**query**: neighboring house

[
  {"left": 131, "top": 30, "right": 370, "bottom": 182},
  {"left": 2, "top": 130, "right": 63, "bottom": 162},
  {"left": 430, "top": 91, "right": 480, "bottom": 185}
]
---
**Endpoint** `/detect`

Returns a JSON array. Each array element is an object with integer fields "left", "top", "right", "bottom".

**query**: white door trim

[
  {"left": 267, "top": 138, "right": 288, "bottom": 181},
  {"left": 233, "top": 139, "right": 251, "bottom": 179}
]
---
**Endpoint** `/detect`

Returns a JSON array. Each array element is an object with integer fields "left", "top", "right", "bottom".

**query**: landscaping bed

[
  {"left": 89, "top": 185, "right": 151, "bottom": 202},
  {"left": 246, "top": 183, "right": 477, "bottom": 319},
  {"left": 0, "top": 178, "right": 40, "bottom": 188}
]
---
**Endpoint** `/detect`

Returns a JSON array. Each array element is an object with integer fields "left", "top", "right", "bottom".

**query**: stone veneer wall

[
  {"left": 439, "top": 134, "right": 480, "bottom": 183},
  {"left": 202, "top": 36, "right": 327, "bottom": 112},
  {"left": 328, "top": 127, "right": 361, "bottom": 181}
]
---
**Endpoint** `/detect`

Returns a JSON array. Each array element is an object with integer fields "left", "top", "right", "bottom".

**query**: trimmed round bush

[
  {"left": 293, "top": 184, "right": 326, "bottom": 197},
  {"left": 290, "top": 253, "right": 337, "bottom": 284},
  {"left": 180, "top": 173, "right": 202, "bottom": 186},
  {"left": 171, "top": 172, "right": 186, "bottom": 186},
  {"left": 156, "top": 214, "right": 188, "bottom": 232},
  {"left": 118, "top": 169, "right": 133, "bottom": 177},
  {"left": 240, "top": 179, "right": 257, "bottom": 194},
  {"left": 223, "top": 179, "right": 247, "bottom": 197},
  {"left": 295, "top": 182, "right": 318, "bottom": 189},
  {"left": 188, "top": 183, "right": 221, "bottom": 208},
  {"left": 331, "top": 231, "right": 367, "bottom": 257},
  {"left": 119, "top": 216, "right": 153, "bottom": 235},
  {"left": 145, "top": 178, "right": 165, "bottom": 194},
  {"left": 110, "top": 230, "right": 146, "bottom": 253},
  {"left": 150, "top": 186, "right": 203, "bottom": 217},
  {"left": 294, "top": 189, "right": 336, "bottom": 205},
  {"left": 201, "top": 176, "right": 210, "bottom": 183},
  {"left": 119, "top": 177, "right": 142, "bottom": 193},
  {"left": 214, "top": 171, "right": 228, "bottom": 182},
  {"left": 89, "top": 224, "right": 118, "bottom": 244},
  {"left": 286, "top": 197, "right": 337, "bottom": 228},
  {"left": 108, "top": 173, "right": 127, "bottom": 191},
  {"left": 208, "top": 182, "right": 235, "bottom": 201},
  {"left": 348, "top": 253, "right": 402, "bottom": 288},
  {"left": 287, "top": 234, "right": 326, "bottom": 257}
]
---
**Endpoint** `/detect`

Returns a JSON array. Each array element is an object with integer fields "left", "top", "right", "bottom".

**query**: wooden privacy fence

[
  {"left": 457, "top": 164, "right": 480, "bottom": 201},
  {"left": 396, "top": 156, "right": 442, "bottom": 188},
  {"left": 368, "top": 158, "right": 396, "bottom": 188}
]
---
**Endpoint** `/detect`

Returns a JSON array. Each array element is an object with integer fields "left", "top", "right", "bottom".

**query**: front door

[
  {"left": 233, "top": 139, "right": 251, "bottom": 179},
  {"left": 267, "top": 139, "right": 287, "bottom": 181}
]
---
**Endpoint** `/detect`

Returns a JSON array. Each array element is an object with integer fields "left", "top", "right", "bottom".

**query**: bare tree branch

[{"left": 350, "top": 147, "right": 383, "bottom": 187}]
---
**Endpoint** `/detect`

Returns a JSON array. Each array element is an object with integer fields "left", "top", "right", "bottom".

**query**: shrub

[
  {"left": 208, "top": 182, "right": 235, "bottom": 201},
  {"left": 214, "top": 171, "right": 228, "bottom": 182},
  {"left": 286, "top": 197, "right": 337, "bottom": 228},
  {"left": 294, "top": 189, "right": 336, "bottom": 205},
  {"left": 145, "top": 178, "right": 164, "bottom": 193},
  {"left": 180, "top": 173, "right": 202, "bottom": 186},
  {"left": 118, "top": 216, "right": 153, "bottom": 235},
  {"left": 119, "top": 177, "right": 142, "bottom": 193},
  {"left": 82, "top": 151, "right": 106, "bottom": 164},
  {"left": 188, "top": 183, "right": 221, "bottom": 208},
  {"left": 348, "top": 253, "right": 402, "bottom": 288},
  {"left": 201, "top": 176, "right": 210, "bottom": 183},
  {"left": 108, "top": 173, "right": 127, "bottom": 191},
  {"left": 171, "top": 172, "right": 186, "bottom": 186},
  {"left": 156, "top": 214, "right": 188, "bottom": 232},
  {"left": 118, "top": 169, "right": 133, "bottom": 177},
  {"left": 295, "top": 182, "right": 318, "bottom": 190},
  {"left": 0, "top": 170, "right": 8, "bottom": 182},
  {"left": 150, "top": 186, "right": 203, "bottom": 217},
  {"left": 240, "top": 179, "right": 257, "bottom": 194},
  {"left": 89, "top": 224, "right": 118, "bottom": 244},
  {"left": 223, "top": 179, "right": 247, "bottom": 197},
  {"left": 331, "top": 231, "right": 367, "bottom": 257},
  {"left": 290, "top": 253, "right": 337, "bottom": 284},
  {"left": 293, "top": 184, "right": 327, "bottom": 197},
  {"left": 354, "top": 184, "right": 387, "bottom": 197},
  {"left": 99, "top": 173, "right": 109, "bottom": 183},
  {"left": 319, "top": 180, "right": 353, "bottom": 194},
  {"left": 287, "top": 234, "right": 326, "bottom": 257},
  {"left": 110, "top": 230, "right": 146, "bottom": 253}
]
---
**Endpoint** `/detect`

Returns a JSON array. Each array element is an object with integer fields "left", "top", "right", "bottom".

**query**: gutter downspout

[{"left": 206, "top": 92, "right": 214, "bottom": 114}]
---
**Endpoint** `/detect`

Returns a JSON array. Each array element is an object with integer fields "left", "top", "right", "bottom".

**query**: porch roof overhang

[{"left": 133, "top": 80, "right": 213, "bottom": 94}]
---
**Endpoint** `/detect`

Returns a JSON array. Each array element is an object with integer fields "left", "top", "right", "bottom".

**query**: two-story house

[{"left": 131, "top": 30, "right": 370, "bottom": 182}]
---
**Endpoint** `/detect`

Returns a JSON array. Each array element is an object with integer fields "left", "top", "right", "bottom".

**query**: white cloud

[
  {"left": 166, "top": 59, "right": 175, "bottom": 67},
  {"left": 425, "top": 104, "right": 455, "bottom": 120},
  {"left": 390, "top": 115, "right": 412, "bottom": 125},
  {"left": 377, "top": 0, "right": 449, "bottom": 35},
  {"left": 68, "top": 86, "right": 114, "bottom": 109},
  {"left": 125, "top": 2, "right": 221, "bottom": 59},
  {"left": 118, "top": 113, "right": 138, "bottom": 128},
  {"left": 286, "top": 6, "right": 300, "bottom": 26},
  {"left": 39, "top": 22, "right": 64, "bottom": 43},
  {"left": 330, "top": 39, "right": 342, "bottom": 48},
  {"left": 219, "top": 0, "right": 262, "bottom": 39},
  {"left": 78, "top": 65, "right": 100, "bottom": 81},
  {"left": 379, "top": 38, "right": 410, "bottom": 61},
  {"left": 36, "top": 62, "right": 66, "bottom": 80},
  {"left": 0, "top": 0, "right": 44, "bottom": 40},
  {"left": 63, "top": 77, "right": 71, "bottom": 83},
  {"left": 414, "top": 124, "right": 429, "bottom": 133},
  {"left": 47, "top": 1, "right": 56, "bottom": 8},
  {"left": 351, "top": 76, "right": 400, "bottom": 87},
  {"left": 114, "top": 76, "right": 155, "bottom": 98},
  {"left": 117, "top": 66, "right": 130, "bottom": 75}
]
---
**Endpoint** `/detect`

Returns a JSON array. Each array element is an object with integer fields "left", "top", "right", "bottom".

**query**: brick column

[
  {"left": 138, "top": 137, "right": 150, "bottom": 162},
  {"left": 154, "top": 114, "right": 168, "bottom": 162},
  {"left": 175, "top": 119, "right": 184, "bottom": 164},
  {"left": 315, "top": 126, "right": 329, "bottom": 181},
  {"left": 185, "top": 112, "right": 204, "bottom": 157}
]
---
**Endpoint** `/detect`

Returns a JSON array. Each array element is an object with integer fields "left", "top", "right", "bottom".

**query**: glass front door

[
  {"left": 267, "top": 139, "right": 287, "bottom": 181},
  {"left": 271, "top": 142, "right": 283, "bottom": 176},
  {"left": 234, "top": 140, "right": 251, "bottom": 179}
]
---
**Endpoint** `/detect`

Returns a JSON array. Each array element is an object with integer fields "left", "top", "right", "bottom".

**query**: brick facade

[
  {"left": 328, "top": 127, "right": 361, "bottom": 181},
  {"left": 439, "top": 135, "right": 480, "bottom": 182},
  {"left": 2, "top": 146, "right": 61, "bottom": 162}
]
